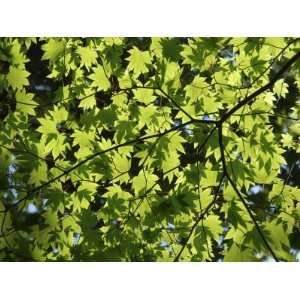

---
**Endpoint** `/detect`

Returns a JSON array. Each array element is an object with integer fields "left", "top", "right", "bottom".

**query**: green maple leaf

[
  {"left": 37, "top": 117, "right": 57, "bottom": 135},
  {"left": 126, "top": 46, "right": 152, "bottom": 75},
  {"left": 134, "top": 88, "right": 156, "bottom": 105},
  {"left": 160, "top": 38, "right": 182, "bottom": 61},
  {"left": 201, "top": 170, "right": 219, "bottom": 188},
  {"left": 72, "top": 130, "right": 94, "bottom": 148},
  {"left": 263, "top": 92, "right": 276, "bottom": 106},
  {"left": 180, "top": 39, "right": 207, "bottom": 70},
  {"left": 77, "top": 46, "right": 98, "bottom": 69},
  {"left": 265, "top": 37, "right": 286, "bottom": 48},
  {"left": 132, "top": 170, "right": 159, "bottom": 195},
  {"left": 273, "top": 79, "right": 289, "bottom": 98},
  {"left": 42, "top": 39, "right": 65, "bottom": 62},
  {"left": 44, "top": 134, "right": 68, "bottom": 159},
  {"left": 202, "top": 96, "right": 221, "bottom": 114},
  {"left": 224, "top": 243, "right": 258, "bottom": 262},
  {"left": 89, "top": 66, "right": 111, "bottom": 91},
  {"left": 29, "top": 161, "right": 48, "bottom": 186},
  {"left": 264, "top": 221, "right": 290, "bottom": 251},
  {"left": 203, "top": 215, "right": 223, "bottom": 240},
  {"left": 7, "top": 67, "right": 30, "bottom": 90},
  {"left": 16, "top": 89, "right": 36, "bottom": 115},
  {"left": 139, "top": 105, "right": 157, "bottom": 125},
  {"left": 281, "top": 133, "right": 293, "bottom": 148},
  {"left": 79, "top": 89, "right": 97, "bottom": 110},
  {"left": 184, "top": 76, "right": 208, "bottom": 101},
  {"left": 113, "top": 152, "right": 131, "bottom": 173},
  {"left": 79, "top": 96, "right": 96, "bottom": 110},
  {"left": 9, "top": 39, "right": 29, "bottom": 66},
  {"left": 49, "top": 106, "right": 69, "bottom": 123}
]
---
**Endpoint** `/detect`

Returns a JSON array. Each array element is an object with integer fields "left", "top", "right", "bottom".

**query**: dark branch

[
  {"left": 173, "top": 173, "right": 226, "bottom": 262},
  {"left": 0, "top": 120, "right": 198, "bottom": 214},
  {"left": 217, "top": 124, "right": 279, "bottom": 262},
  {"left": 220, "top": 50, "right": 300, "bottom": 123}
]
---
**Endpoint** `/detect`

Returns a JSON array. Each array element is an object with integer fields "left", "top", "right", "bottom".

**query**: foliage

[{"left": 0, "top": 37, "right": 300, "bottom": 261}]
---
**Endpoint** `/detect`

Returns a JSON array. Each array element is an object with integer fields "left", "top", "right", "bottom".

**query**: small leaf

[
  {"left": 16, "top": 89, "right": 36, "bottom": 115},
  {"left": 42, "top": 39, "right": 65, "bottom": 62},
  {"left": 134, "top": 88, "right": 156, "bottom": 105},
  {"left": 281, "top": 133, "right": 293, "bottom": 148},
  {"left": 7, "top": 67, "right": 30, "bottom": 90},
  {"left": 89, "top": 66, "right": 111, "bottom": 91},
  {"left": 273, "top": 79, "right": 289, "bottom": 98},
  {"left": 77, "top": 46, "right": 98, "bottom": 69},
  {"left": 132, "top": 170, "right": 159, "bottom": 195},
  {"left": 126, "top": 47, "right": 152, "bottom": 76}
]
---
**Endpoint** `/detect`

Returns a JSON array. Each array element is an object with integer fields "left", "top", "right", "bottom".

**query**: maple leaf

[
  {"left": 126, "top": 46, "right": 152, "bottom": 75},
  {"left": 42, "top": 39, "right": 65, "bottom": 62},
  {"left": 77, "top": 46, "right": 98, "bottom": 69},
  {"left": 7, "top": 67, "right": 30, "bottom": 90},
  {"left": 89, "top": 65, "right": 111, "bottom": 91}
]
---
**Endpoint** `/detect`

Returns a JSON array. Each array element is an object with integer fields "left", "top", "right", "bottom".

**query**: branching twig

[
  {"left": 1, "top": 120, "right": 203, "bottom": 215},
  {"left": 173, "top": 173, "right": 226, "bottom": 262},
  {"left": 220, "top": 50, "right": 300, "bottom": 123},
  {"left": 217, "top": 123, "right": 279, "bottom": 261}
]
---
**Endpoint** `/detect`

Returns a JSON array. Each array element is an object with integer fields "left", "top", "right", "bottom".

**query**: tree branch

[
  {"left": 173, "top": 172, "right": 226, "bottom": 262},
  {"left": 0, "top": 120, "right": 200, "bottom": 214},
  {"left": 220, "top": 50, "right": 300, "bottom": 123},
  {"left": 217, "top": 124, "right": 279, "bottom": 261}
]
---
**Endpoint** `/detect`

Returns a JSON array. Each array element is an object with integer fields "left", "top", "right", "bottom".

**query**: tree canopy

[{"left": 0, "top": 37, "right": 300, "bottom": 261}]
